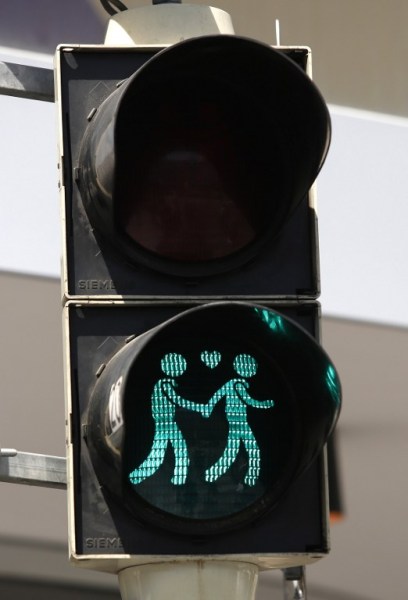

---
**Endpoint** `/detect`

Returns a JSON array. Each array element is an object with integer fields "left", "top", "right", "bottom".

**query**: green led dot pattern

[
  {"left": 121, "top": 303, "right": 340, "bottom": 525},
  {"left": 128, "top": 352, "right": 274, "bottom": 489},
  {"left": 129, "top": 353, "right": 190, "bottom": 486},
  {"left": 204, "top": 354, "right": 274, "bottom": 486}
]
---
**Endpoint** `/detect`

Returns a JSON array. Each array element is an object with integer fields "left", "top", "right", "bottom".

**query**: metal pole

[
  {"left": 118, "top": 561, "right": 259, "bottom": 600},
  {"left": 283, "top": 567, "right": 307, "bottom": 600},
  {"left": 0, "top": 61, "right": 54, "bottom": 102},
  {"left": 0, "top": 449, "right": 66, "bottom": 489}
]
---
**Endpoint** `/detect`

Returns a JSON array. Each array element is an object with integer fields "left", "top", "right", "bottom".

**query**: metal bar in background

[
  {"left": 0, "top": 449, "right": 66, "bottom": 489},
  {"left": 0, "top": 62, "right": 54, "bottom": 102}
]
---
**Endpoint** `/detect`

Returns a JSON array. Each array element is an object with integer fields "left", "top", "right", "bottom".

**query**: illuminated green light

[
  {"left": 200, "top": 350, "right": 221, "bottom": 369},
  {"left": 87, "top": 302, "right": 341, "bottom": 530},
  {"left": 205, "top": 354, "right": 274, "bottom": 487},
  {"left": 128, "top": 352, "right": 190, "bottom": 486},
  {"left": 254, "top": 307, "right": 286, "bottom": 333},
  {"left": 128, "top": 351, "right": 275, "bottom": 488},
  {"left": 326, "top": 364, "right": 341, "bottom": 407}
]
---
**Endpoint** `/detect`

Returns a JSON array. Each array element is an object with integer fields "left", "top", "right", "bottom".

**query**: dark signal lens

[
  {"left": 115, "top": 85, "right": 273, "bottom": 263},
  {"left": 79, "top": 36, "right": 330, "bottom": 277}
]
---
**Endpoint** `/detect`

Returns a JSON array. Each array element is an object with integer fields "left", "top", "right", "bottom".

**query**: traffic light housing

[
  {"left": 57, "top": 33, "right": 341, "bottom": 573},
  {"left": 65, "top": 301, "right": 339, "bottom": 569},
  {"left": 83, "top": 302, "right": 339, "bottom": 538},
  {"left": 57, "top": 35, "right": 329, "bottom": 299}
]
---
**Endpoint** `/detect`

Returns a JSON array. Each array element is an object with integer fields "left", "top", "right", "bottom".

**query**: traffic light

[
  {"left": 86, "top": 301, "right": 341, "bottom": 537},
  {"left": 56, "top": 33, "right": 341, "bottom": 573},
  {"left": 57, "top": 34, "right": 329, "bottom": 299}
]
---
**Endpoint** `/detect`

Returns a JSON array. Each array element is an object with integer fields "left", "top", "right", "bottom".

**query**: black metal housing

[{"left": 57, "top": 41, "right": 329, "bottom": 300}]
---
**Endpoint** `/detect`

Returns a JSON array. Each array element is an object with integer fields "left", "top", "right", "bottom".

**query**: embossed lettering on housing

[
  {"left": 85, "top": 537, "right": 123, "bottom": 549},
  {"left": 78, "top": 279, "right": 116, "bottom": 290}
]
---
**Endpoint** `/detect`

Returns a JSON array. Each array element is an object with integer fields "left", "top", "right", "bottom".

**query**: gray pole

[{"left": 283, "top": 567, "right": 307, "bottom": 600}]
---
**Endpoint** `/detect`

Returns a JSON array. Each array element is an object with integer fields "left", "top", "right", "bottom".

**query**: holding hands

[{"left": 129, "top": 351, "right": 274, "bottom": 488}]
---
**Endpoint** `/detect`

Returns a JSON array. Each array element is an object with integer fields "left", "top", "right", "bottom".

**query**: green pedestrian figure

[
  {"left": 203, "top": 353, "right": 274, "bottom": 486},
  {"left": 128, "top": 352, "right": 199, "bottom": 486}
]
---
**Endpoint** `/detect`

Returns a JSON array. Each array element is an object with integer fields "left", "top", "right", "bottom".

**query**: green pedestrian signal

[
  {"left": 85, "top": 302, "right": 340, "bottom": 535},
  {"left": 128, "top": 350, "right": 274, "bottom": 488},
  {"left": 128, "top": 352, "right": 191, "bottom": 487},
  {"left": 202, "top": 352, "right": 274, "bottom": 488}
]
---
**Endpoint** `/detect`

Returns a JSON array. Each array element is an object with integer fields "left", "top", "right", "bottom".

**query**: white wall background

[{"left": 1, "top": 49, "right": 408, "bottom": 328}]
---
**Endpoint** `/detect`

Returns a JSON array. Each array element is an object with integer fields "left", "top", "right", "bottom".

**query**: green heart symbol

[{"left": 201, "top": 350, "right": 221, "bottom": 369}]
